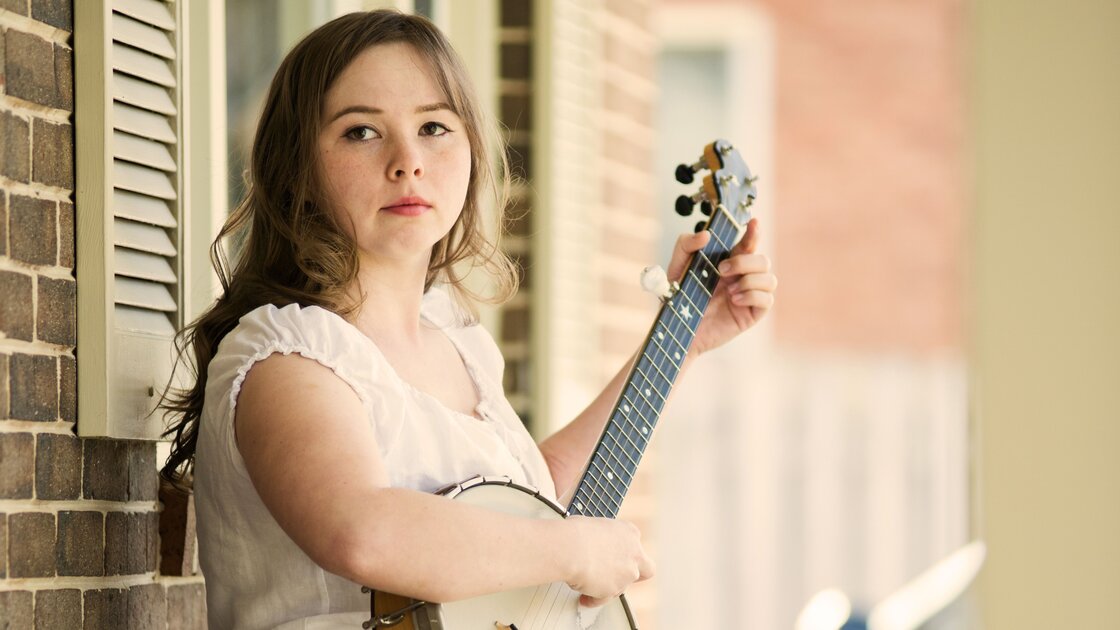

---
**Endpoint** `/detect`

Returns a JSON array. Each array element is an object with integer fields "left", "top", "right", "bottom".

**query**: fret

[
  {"left": 654, "top": 319, "right": 689, "bottom": 358},
  {"left": 582, "top": 461, "right": 627, "bottom": 511},
  {"left": 580, "top": 468, "right": 620, "bottom": 512},
  {"left": 686, "top": 269, "right": 714, "bottom": 298},
  {"left": 603, "top": 424, "right": 641, "bottom": 467},
  {"left": 676, "top": 287, "right": 703, "bottom": 328},
  {"left": 632, "top": 367, "right": 668, "bottom": 407},
  {"left": 638, "top": 351, "right": 673, "bottom": 395}
]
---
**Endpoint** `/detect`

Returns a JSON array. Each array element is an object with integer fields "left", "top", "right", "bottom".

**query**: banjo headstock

[{"left": 674, "top": 139, "right": 757, "bottom": 235}]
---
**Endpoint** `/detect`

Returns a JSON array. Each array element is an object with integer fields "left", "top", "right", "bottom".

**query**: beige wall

[{"left": 972, "top": 1, "right": 1120, "bottom": 627}]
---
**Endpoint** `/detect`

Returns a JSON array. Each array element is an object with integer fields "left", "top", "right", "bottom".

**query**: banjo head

[{"left": 431, "top": 477, "right": 639, "bottom": 630}]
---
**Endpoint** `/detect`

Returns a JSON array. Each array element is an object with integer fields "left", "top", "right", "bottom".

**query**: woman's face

[{"left": 317, "top": 42, "right": 472, "bottom": 270}]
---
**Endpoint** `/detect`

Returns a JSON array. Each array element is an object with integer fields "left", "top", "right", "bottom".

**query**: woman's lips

[{"left": 382, "top": 197, "right": 431, "bottom": 216}]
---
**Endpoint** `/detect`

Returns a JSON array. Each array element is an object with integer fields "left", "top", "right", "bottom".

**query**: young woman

[{"left": 161, "top": 10, "right": 776, "bottom": 629}]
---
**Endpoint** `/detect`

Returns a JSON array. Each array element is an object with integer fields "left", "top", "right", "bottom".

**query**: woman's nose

[{"left": 387, "top": 139, "right": 424, "bottom": 180}]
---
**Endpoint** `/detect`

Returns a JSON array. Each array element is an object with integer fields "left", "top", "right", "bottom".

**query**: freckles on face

[{"left": 314, "top": 43, "right": 473, "bottom": 260}]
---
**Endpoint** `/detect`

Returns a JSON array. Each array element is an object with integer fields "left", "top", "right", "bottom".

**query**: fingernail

[{"left": 718, "top": 261, "right": 730, "bottom": 273}]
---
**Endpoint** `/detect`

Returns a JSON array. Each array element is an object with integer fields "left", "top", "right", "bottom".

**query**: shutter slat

[
  {"left": 112, "top": 12, "right": 175, "bottom": 59},
  {"left": 113, "top": 72, "right": 176, "bottom": 116},
  {"left": 114, "top": 217, "right": 177, "bottom": 256},
  {"left": 115, "top": 305, "right": 176, "bottom": 335},
  {"left": 114, "top": 130, "right": 177, "bottom": 172},
  {"left": 115, "top": 277, "right": 177, "bottom": 312},
  {"left": 113, "top": 42, "right": 176, "bottom": 88},
  {"left": 114, "top": 189, "right": 176, "bottom": 227},
  {"left": 114, "top": 0, "right": 176, "bottom": 31},
  {"left": 115, "top": 247, "right": 177, "bottom": 284},
  {"left": 113, "top": 160, "right": 176, "bottom": 200},
  {"left": 113, "top": 102, "right": 176, "bottom": 144}
]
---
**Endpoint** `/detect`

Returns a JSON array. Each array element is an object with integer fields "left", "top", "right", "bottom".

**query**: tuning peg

[
  {"left": 675, "top": 164, "right": 695, "bottom": 184},
  {"left": 674, "top": 159, "right": 706, "bottom": 184},
  {"left": 675, "top": 195, "right": 693, "bottom": 216},
  {"left": 699, "top": 201, "right": 712, "bottom": 216},
  {"left": 694, "top": 220, "right": 708, "bottom": 233}
]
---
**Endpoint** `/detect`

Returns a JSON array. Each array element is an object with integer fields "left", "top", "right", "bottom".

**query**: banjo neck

[{"left": 566, "top": 203, "right": 747, "bottom": 519}]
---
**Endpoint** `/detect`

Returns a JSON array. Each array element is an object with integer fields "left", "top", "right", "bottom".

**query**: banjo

[{"left": 361, "top": 140, "right": 758, "bottom": 630}]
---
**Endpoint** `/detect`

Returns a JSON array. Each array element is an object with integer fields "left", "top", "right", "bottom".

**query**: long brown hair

[{"left": 160, "top": 10, "right": 517, "bottom": 485}]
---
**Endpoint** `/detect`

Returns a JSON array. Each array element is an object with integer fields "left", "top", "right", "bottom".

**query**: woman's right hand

[{"left": 562, "top": 516, "right": 655, "bottom": 607}]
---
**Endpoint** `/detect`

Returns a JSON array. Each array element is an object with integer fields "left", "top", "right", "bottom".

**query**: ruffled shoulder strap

[{"left": 211, "top": 303, "right": 383, "bottom": 415}]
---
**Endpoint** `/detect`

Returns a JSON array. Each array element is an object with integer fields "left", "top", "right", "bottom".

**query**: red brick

[
  {"left": 36, "top": 276, "right": 75, "bottom": 346},
  {"left": 32, "top": 0, "right": 73, "bottom": 32},
  {"left": 159, "top": 483, "right": 190, "bottom": 576},
  {"left": 167, "top": 583, "right": 207, "bottom": 630},
  {"left": 500, "top": 42, "right": 531, "bottom": 79},
  {"left": 32, "top": 119, "right": 73, "bottom": 189},
  {"left": 9, "top": 512, "right": 55, "bottom": 577},
  {"left": 0, "top": 432, "right": 34, "bottom": 499},
  {"left": 84, "top": 439, "right": 130, "bottom": 501},
  {"left": 4, "top": 30, "right": 65, "bottom": 109},
  {"left": 36, "top": 432, "right": 82, "bottom": 500},
  {"left": 0, "top": 514, "right": 6, "bottom": 578},
  {"left": 507, "top": 143, "right": 531, "bottom": 181},
  {"left": 0, "top": 354, "right": 8, "bottom": 419},
  {"left": 501, "top": 305, "right": 530, "bottom": 342},
  {"left": 34, "top": 589, "right": 82, "bottom": 630},
  {"left": 106, "top": 511, "right": 157, "bottom": 575},
  {"left": 54, "top": 43, "right": 73, "bottom": 111},
  {"left": 59, "top": 354, "right": 75, "bottom": 422},
  {"left": 128, "top": 583, "right": 167, "bottom": 629},
  {"left": 0, "top": 270, "right": 34, "bottom": 341},
  {"left": 500, "top": 94, "right": 532, "bottom": 133},
  {"left": 0, "top": 591, "right": 33, "bottom": 628},
  {"left": 1, "top": 192, "right": 7, "bottom": 257},
  {"left": 0, "top": 0, "right": 28, "bottom": 15},
  {"left": 500, "top": 0, "right": 532, "bottom": 27},
  {"left": 84, "top": 589, "right": 127, "bottom": 629},
  {"left": 9, "top": 353, "right": 58, "bottom": 421},
  {"left": 0, "top": 109, "right": 30, "bottom": 182},
  {"left": 58, "top": 201, "right": 74, "bottom": 267},
  {"left": 129, "top": 441, "right": 158, "bottom": 501},
  {"left": 505, "top": 193, "right": 533, "bottom": 237},
  {"left": 9, "top": 194, "right": 57, "bottom": 266},
  {"left": 56, "top": 511, "right": 104, "bottom": 576}
]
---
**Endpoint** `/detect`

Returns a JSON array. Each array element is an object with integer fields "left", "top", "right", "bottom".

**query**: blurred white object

[
  {"left": 795, "top": 588, "right": 852, "bottom": 630},
  {"left": 796, "top": 541, "right": 986, "bottom": 630},
  {"left": 866, "top": 540, "right": 987, "bottom": 630}
]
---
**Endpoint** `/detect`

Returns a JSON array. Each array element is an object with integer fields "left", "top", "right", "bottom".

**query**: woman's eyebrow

[{"left": 327, "top": 102, "right": 452, "bottom": 123}]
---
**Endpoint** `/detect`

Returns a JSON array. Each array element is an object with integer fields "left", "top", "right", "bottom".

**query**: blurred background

[{"left": 221, "top": 1, "right": 1119, "bottom": 628}]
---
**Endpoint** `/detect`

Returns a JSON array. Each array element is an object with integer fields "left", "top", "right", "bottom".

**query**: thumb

[{"left": 666, "top": 230, "right": 711, "bottom": 281}]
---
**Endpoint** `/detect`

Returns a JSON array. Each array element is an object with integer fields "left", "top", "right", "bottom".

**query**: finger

[
  {"left": 638, "top": 555, "right": 656, "bottom": 581},
  {"left": 729, "top": 272, "right": 778, "bottom": 295},
  {"left": 579, "top": 595, "right": 612, "bottom": 608},
  {"left": 733, "top": 217, "right": 760, "bottom": 255},
  {"left": 718, "top": 253, "right": 772, "bottom": 277},
  {"left": 666, "top": 230, "right": 712, "bottom": 279},
  {"left": 729, "top": 289, "right": 774, "bottom": 310}
]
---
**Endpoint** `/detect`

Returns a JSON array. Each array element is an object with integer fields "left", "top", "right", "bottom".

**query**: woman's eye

[
  {"left": 345, "top": 126, "right": 378, "bottom": 141},
  {"left": 420, "top": 122, "right": 451, "bottom": 137}
]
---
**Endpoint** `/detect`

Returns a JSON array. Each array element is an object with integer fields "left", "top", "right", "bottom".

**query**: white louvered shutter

[
  {"left": 111, "top": 0, "right": 181, "bottom": 337},
  {"left": 76, "top": 0, "right": 187, "bottom": 439}
]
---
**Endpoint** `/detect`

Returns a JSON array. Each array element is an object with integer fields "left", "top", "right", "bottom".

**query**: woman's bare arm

[{"left": 235, "top": 353, "right": 652, "bottom": 603}]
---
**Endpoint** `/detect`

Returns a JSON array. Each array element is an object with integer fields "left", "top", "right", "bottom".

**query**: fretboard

[{"left": 566, "top": 208, "right": 745, "bottom": 518}]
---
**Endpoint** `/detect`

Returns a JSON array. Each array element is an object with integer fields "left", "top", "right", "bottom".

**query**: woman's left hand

[{"left": 664, "top": 217, "right": 776, "bottom": 358}]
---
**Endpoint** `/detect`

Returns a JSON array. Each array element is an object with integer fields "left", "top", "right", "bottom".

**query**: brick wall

[
  {"left": 496, "top": 0, "right": 535, "bottom": 422},
  {"left": 1, "top": 2, "right": 205, "bottom": 627}
]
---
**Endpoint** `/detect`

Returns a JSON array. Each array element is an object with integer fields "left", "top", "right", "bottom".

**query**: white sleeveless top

[{"left": 193, "top": 289, "right": 556, "bottom": 630}]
